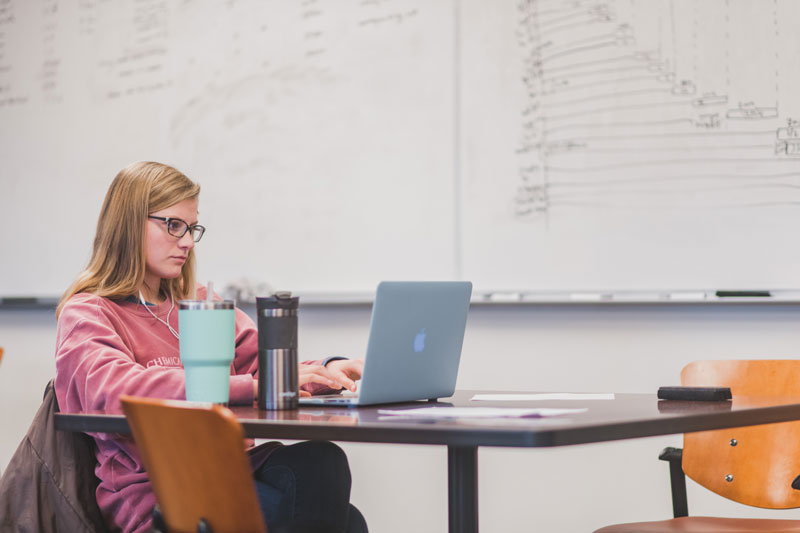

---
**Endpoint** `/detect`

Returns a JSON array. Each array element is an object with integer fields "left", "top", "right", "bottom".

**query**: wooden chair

[
  {"left": 595, "top": 360, "right": 800, "bottom": 532},
  {"left": 120, "top": 396, "right": 266, "bottom": 533}
]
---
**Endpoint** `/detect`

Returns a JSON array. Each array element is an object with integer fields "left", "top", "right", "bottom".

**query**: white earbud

[{"left": 139, "top": 290, "right": 180, "bottom": 340}]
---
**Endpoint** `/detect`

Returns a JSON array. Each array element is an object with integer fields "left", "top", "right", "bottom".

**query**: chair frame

[{"left": 658, "top": 447, "right": 688, "bottom": 518}]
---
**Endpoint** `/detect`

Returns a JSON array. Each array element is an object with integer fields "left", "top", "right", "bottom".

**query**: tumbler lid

[
  {"left": 179, "top": 299, "right": 234, "bottom": 310},
  {"left": 256, "top": 291, "right": 299, "bottom": 310}
]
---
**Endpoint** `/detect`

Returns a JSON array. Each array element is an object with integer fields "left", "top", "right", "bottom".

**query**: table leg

[{"left": 448, "top": 445, "right": 478, "bottom": 533}]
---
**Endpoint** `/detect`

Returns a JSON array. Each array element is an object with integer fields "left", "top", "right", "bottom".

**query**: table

[{"left": 55, "top": 391, "right": 800, "bottom": 533}]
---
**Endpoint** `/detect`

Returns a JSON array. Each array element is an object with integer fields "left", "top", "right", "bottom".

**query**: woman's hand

[
  {"left": 298, "top": 363, "right": 347, "bottom": 392},
  {"left": 325, "top": 359, "right": 364, "bottom": 392},
  {"left": 252, "top": 359, "right": 365, "bottom": 400},
  {"left": 253, "top": 369, "right": 338, "bottom": 399}
]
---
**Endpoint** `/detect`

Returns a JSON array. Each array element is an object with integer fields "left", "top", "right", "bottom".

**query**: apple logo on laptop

[{"left": 414, "top": 328, "right": 426, "bottom": 353}]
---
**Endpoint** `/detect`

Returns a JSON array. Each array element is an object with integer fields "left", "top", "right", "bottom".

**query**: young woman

[{"left": 54, "top": 161, "right": 367, "bottom": 533}]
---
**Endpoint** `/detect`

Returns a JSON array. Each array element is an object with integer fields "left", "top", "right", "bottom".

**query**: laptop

[{"left": 299, "top": 281, "right": 472, "bottom": 407}]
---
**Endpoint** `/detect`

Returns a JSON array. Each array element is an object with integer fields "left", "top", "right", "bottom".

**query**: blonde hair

[{"left": 56, "top": 162, "right": 200, "bottom": 318}]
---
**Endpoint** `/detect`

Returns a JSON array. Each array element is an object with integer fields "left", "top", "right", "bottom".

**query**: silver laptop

[{"left": 299, "top": 281, "right": 472, "bottom": 407}]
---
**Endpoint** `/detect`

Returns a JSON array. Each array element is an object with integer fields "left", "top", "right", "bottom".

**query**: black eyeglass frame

[{"left": 147, "top": 215, "right": 206, "bottom": 242}]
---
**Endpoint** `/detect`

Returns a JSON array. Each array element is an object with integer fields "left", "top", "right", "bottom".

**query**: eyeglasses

[{"left": 148, "top": 216, "right": 206, "bottom": 242}]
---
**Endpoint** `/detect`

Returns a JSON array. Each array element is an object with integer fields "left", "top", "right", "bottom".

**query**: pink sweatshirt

[{"left": 54, "top": 286, "right": 318, "bottom": 533}]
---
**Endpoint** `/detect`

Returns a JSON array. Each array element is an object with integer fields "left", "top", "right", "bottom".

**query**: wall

[{"left": 3, "top": 303, "right": 800, "bottom": 532}]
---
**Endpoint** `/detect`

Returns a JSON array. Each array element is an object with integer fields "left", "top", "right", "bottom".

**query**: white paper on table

[
  {"left": 471, "top": 393, "right": 615, "bottom": 401},
  {"left": 376, "top": 407, "right": 587, "bottom": 419}
]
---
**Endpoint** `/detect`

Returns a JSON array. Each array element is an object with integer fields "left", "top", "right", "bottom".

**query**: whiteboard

[
  {"left": 2, "top": 0, "right": 800, "bottom": 299},
  {"left": 460, "top": 0, "right": 800, "bottom": 292}
]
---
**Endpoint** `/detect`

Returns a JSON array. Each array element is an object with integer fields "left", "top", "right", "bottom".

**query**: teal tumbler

[{"left": 179, "top": 299, "right": 235, "bottom": 404}]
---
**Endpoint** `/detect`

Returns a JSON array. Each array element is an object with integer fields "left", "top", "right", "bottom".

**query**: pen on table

[{"left": 715, "top": 290, "right": 772, "bottom": 298}]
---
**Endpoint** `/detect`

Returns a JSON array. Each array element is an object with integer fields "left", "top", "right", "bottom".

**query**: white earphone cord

[{"left": 139, "top": 290, "right": 180, "bottom": 340}]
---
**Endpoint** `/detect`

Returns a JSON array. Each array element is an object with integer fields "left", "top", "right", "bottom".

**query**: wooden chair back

[
  {"left": 120, "top": 396, "right": 266, "bottom": 533},
  {"left": 681, "top": 360, "right": 800, "bottom": 509}
]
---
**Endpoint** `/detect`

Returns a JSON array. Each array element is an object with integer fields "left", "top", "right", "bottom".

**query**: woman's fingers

[
  {"left": 326, "top": 359, "right": 365, "bottom": 392},
  {"left": 298, "top": 364, "right": 340, "bottom": 389}
]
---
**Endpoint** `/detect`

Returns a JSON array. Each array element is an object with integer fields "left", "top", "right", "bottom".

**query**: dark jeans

[{"left": 253, "top": 441, "right": 368, "bottom": 533}]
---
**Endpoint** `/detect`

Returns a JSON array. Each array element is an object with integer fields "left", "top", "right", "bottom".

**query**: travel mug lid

[
  {"left": 256, "top": 291, "right": 299, "bottom": 311},
  {"left": 179, "top": 299, "right": 234, "bottom": 310}
]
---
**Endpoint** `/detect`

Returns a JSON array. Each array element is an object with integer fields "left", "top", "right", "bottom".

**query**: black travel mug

[{"left": 257, "top": 292, "right": 299, "bottom": 410}]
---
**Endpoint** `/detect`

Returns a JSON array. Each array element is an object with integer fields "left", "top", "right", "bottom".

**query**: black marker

[
  {"left": 0, "top": 297, "right": 57, "bottom": 308},
  {"left": 1, "top": 297, "right": 38, "bottom": 305},
  {"left": 715, "top": 290, "right": 772, "bottom": 298}
]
